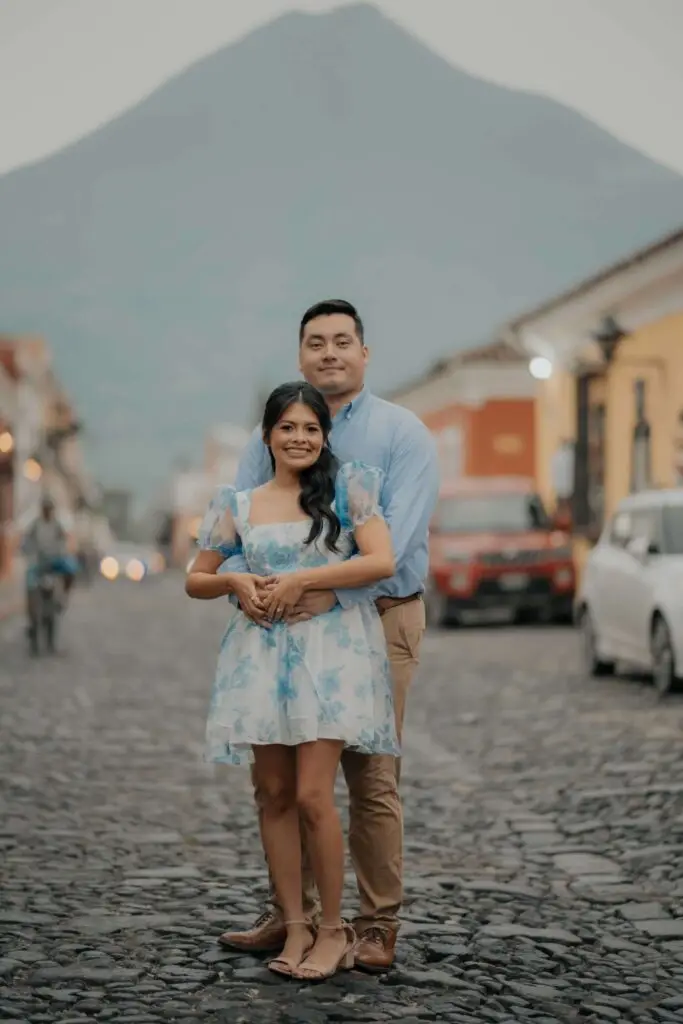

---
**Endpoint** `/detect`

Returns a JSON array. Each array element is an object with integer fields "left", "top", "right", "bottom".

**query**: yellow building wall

[
  {"left": 604, "top": 311, "right": 683, "bottom": 518},
  {"left": 533, "top": 310, "right": 683, "bottom": 584},
  {"left": 534, "top": 367, "right": 576, "bottom": 510},
  {"left": 535, "top": 311, "right": 683, "bottom": 517}
]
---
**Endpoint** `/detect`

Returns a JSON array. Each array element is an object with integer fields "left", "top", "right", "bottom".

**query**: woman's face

[{"left": 267, "top": 401, "right": 325, "bottom": 472}]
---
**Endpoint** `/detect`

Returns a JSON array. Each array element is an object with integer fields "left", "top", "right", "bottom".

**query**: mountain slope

[{"left": 1, "top": 2, "right": 681, "bottom": 494}]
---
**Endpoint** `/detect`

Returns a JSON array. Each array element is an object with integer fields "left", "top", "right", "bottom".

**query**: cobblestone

[{"left": 2, "top": 579, "right": 683, "bottom": 1021}]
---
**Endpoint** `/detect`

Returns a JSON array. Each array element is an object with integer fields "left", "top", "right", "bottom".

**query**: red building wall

[
  {"left": 421, "top": 398, "right": 535, "bottom": 482},
  {"left": 0, "top": 419, "right": 14, "bottom": 581}
]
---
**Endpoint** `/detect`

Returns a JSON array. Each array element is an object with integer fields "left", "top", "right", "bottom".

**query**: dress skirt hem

[
  {"left": 206, "top": 716, "right": 401, "bottom": 767},
  {"left": 204, "top": 600, "right": 400, "bottom": 768}
]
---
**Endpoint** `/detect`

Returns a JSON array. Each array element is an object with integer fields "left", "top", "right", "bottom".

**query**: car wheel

[
  {"left": 651, "top": 616, "right": 678, "bottom": 697},
  {"left": 552, "top": 602, "right": 575, "bottom": 626},
  {"left": 580, "top": 607, "right": 615, "bottom": 678}
]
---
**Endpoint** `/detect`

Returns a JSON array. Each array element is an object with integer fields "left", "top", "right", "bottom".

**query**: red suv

[{"left": 425, "top": 477, "right": 575, "bottom": 627}]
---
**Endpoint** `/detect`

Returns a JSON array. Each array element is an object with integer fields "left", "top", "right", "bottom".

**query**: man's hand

[
  {"left": 231, "top": 574, "right": 272, "bottom": 628},
  {"left": 284, "top": 590, "right": 338, "bottom": 624},
  {"left": 251, "top": 580, "right": 338, "bottom": 624}
]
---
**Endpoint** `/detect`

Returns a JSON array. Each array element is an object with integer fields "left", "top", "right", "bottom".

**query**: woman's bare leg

[
  {"left": 252, "top": 745, "right": 311, "bottom": 964},
  {"left": 296, "top": 740, "right": 349, "bottom": 972}
]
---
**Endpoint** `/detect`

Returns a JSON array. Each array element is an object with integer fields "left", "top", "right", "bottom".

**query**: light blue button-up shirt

[{"left": 218, "top": 389, "right": 440, "bottom": 607}]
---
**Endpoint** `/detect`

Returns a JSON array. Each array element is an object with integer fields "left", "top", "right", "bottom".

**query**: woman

[{"left": 186, "top": 381, "right": 398, "bottom": 982}]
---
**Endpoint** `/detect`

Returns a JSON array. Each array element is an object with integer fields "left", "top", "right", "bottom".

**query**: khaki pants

[{"left": 252, "top": 597, "right": 425, "bottom": 934}]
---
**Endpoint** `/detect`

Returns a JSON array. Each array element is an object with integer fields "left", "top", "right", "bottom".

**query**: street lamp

[
  {"left": 592, "top": 315, "right": 628, "bottom": 364},
  {"left": 529, "top": 356, "right": 552, "bottom": 380}
]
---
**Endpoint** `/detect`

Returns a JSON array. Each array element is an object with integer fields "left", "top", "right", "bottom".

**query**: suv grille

[{"left": 480, "top": 549, "right": 547, "bottom": 567}]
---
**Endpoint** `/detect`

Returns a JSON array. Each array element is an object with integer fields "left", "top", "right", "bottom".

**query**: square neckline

[{"left": 238, "top": 486, "right": 319, "bottom": 531}]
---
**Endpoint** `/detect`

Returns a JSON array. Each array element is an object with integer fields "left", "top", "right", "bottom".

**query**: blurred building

[
  {"left": 170, "top": 470, "right": 214, "bottom": 568},
  {"left": 101, "top": 489, "right": 133, "bottom": 540},
  {"left": 386, "top": 340, "right": 538, "bottom": 487},
  {"left": 509, "top": 226, "right": 683, "bottom": 566},
  {"left": 170, "top": 423, "right": 251, "bottom": 568},
  {"left": 0, "top": 335, "right": 101, "bottom": 584},
  {"left": 0, "top": 348, "right": 18, "bottom": 582},
  {"left": 205, "top": 424, "right": 252, "bottom": 484}
]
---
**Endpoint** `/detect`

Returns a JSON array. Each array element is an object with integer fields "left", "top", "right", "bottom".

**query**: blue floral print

[{"left": 198, "top": 462, "right": 400, "bottom": 766}]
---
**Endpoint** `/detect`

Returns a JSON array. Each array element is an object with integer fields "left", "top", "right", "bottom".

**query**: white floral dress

[{"left": 198, "top": 461, "right": 400, "bottom": 766}]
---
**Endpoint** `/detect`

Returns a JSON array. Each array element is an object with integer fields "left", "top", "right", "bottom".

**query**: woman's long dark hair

[{"left": 262, "top": 382, "right": 341, "bottom": 551}]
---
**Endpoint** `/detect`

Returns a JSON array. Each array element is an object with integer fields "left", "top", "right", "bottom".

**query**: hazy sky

[{"left": 1, "top": 0, "right": 683, "bottom": 175}]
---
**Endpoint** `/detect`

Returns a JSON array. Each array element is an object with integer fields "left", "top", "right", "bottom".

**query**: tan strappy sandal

[
  {"left": 293, "top": 922, "right": 356, "bottom": 982},
  {"left": 267, "top": 920, "right": 315, "bottom": 978}
]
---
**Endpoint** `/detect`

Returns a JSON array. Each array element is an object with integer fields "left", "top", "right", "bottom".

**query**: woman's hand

[
  {"left": 262, "top": 573, "right": 307, "bottom": 621},
  {"left": 231, "top": 574, "right": 271, "bottom": 628}
]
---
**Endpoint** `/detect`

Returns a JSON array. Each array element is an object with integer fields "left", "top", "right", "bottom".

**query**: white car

[{"left": 577, "top": 489, "right": 683, "bottom": 695}]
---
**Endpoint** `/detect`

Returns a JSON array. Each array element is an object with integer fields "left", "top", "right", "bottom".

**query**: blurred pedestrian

[{"left": 22, "top": 495, "right": 79, "bottom": 640}]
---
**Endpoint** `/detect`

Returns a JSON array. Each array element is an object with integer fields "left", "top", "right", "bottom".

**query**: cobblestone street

[{"left": 2, "top": 576, "right": 683, "bottom": 1023}]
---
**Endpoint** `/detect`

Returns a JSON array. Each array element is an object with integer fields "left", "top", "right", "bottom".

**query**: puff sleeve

[
  {"left": 196, "top": 486, "right": 242, "bottom": 557},
  {"left": 337, "top": 461, "right": 384, "bottom": 530}
]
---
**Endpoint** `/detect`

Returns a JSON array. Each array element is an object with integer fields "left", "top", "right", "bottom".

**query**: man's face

[{"left": 299, "top": 313, "right": 368, "bottom": 397}]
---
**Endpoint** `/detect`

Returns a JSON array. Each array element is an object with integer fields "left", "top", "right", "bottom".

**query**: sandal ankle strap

[{"left": 318, "top": 922, "right": 355, "bottom": 939}]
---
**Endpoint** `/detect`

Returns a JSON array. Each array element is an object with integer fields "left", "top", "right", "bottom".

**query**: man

[
  {"left": 22, "top": 495, "right": 78, "bottom": 627},
  {"left": 217, "top": 299, "right": 439, "bottom": 971}
]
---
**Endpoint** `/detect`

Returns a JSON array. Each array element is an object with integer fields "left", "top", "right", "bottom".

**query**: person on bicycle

[{"left": 22, "top": 495, "right": 78, "bottom": 609}]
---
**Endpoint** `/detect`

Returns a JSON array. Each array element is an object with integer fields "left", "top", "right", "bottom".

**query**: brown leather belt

[{"left": 374, "top": 592, "right": 422, "bottom": 617}]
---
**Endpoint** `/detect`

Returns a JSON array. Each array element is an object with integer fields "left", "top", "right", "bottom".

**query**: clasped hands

[{"left": 232, "top": 572, "right": 335, "bottom": 627}]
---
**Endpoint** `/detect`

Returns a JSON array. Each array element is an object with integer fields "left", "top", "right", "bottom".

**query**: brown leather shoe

[
  {"left": 353, "top": 926, "right": 397, "bottom": 973},
  {"left": 217, "top": 909, "right": 287, "bottom": 952}
]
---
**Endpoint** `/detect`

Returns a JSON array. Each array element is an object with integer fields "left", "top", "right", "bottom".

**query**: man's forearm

[
  {"left": 335, "top": 582, "right": 376, "bottom": 609},
  {"left": 217, "top": 551, "right": 249, "bottom": 574}
]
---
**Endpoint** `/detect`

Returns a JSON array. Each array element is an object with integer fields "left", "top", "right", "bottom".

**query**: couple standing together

[{"left": 186, "top": 299, "right": 439, "bottom": 981}]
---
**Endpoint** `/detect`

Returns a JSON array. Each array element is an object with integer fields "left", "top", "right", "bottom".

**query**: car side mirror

[
  {"left": 552, "top": 510, "right": 572, "bottom": 532},
  {"left": 626, "top": 535, "right": 649, "bottom": 561}
]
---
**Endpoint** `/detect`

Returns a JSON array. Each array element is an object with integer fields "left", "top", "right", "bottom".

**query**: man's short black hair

[{"left": 299, "top": 299, "right": 364, "bottom": 344}]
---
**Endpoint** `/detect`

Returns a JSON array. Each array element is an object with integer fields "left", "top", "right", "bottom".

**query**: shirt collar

[{"left": 336, "top": 387, "right": 371, "bottom": 421}]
